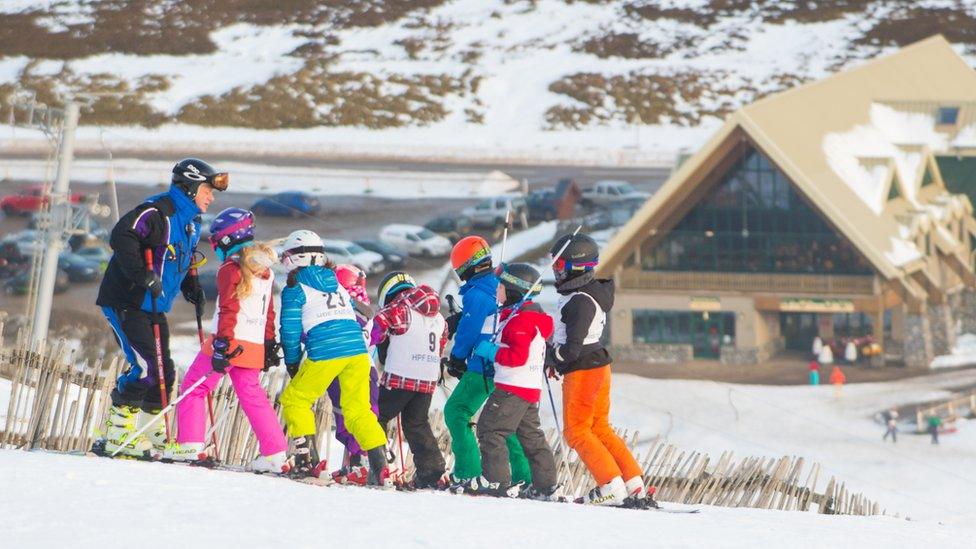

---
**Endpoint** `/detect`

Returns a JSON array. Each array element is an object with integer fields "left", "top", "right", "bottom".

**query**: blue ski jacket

[
  {"left": 449, "top": 270, "right": 498, "bottom": 375},
  {"left": 280, "top": 265, "right": 367, "bottom": 365}
]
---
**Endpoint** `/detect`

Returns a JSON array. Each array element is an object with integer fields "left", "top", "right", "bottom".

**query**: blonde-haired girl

[{"left": 166, "top": 208, "right": 289, "bottom": 472}]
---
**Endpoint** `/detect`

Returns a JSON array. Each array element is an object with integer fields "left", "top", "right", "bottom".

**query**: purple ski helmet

[{"left": 209, "top": 207, "right": 255, "bottom": 261}]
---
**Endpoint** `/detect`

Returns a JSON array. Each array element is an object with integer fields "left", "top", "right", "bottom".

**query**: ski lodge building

[{"left": 598, "top": 35, "right": 976, "bottom": 368}]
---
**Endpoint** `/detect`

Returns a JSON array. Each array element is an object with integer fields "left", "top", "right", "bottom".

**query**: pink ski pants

[{"left": 176, "top": 351, "right": 287, "bottom": 457}]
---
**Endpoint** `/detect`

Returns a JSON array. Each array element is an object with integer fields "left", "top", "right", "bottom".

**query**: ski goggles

[
  {"left": 552, "top": 257, "right": 598, "bottom": 272},
  {"left": 499, "top": 270, "right": 542, "bottom": 296},
  {"left": 209, "top": 172, "right": 230, "bottom": 192},
  {"left": 454, "top": 247, "right": 491, "bottom": 277}
]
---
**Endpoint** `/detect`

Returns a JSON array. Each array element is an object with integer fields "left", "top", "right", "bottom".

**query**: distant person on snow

[
  {"left": 168, "top": 210, "right": 288, "bottom": 473},
  {"left": 829, "top": 365, "right": 846, "bottom": 398},
  {"left": 882, "top": 409, "right": 898, "bottom": 443},
  {"left": 547, "top": 233, "right": 652, "bottom": 508},
  {"left": 812, "top": 336, "right": 824, "bottom": 358},
  {"left": 96, "top": 158, "right": 226, "bottom": 457},
  {"left": 927, "top": 415, "right": 942, "bottom": 445},
  {"left": 818, "top": 342, "right": 834, "bottom": 366},
  {"left": 808, "top": 360, "right": 820, "bottom": 386}
]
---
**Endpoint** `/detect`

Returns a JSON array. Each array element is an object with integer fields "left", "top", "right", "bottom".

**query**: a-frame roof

[{"left": 600, "top": 35, "right": 976, "bottom": 284}]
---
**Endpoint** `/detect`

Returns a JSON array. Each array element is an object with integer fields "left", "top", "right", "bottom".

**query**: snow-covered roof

[{"left": 601, "top": 35, "right": 976, "bottom": 299}]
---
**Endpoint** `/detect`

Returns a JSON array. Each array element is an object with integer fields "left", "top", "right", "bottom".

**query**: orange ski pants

[{"left": 562, "top": 365, "right": 642, "bottom": 485}]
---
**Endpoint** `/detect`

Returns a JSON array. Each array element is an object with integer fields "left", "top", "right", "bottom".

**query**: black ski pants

[
  {"left": 477, "top": 389, "right": 557, "bottom": 491},
  {"left": 104, "top": 307, "right": 175, "bottom": 411},
  {"left": 377, "top": 387, "right": 446, "bottom": 484}
]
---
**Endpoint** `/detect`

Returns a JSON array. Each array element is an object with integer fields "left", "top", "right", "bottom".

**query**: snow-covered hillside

[
  {"left": 2, "top": 1, "right": 975, "bottom": 160},
  {"left": 4, "top": 449, "right": 971, "bottom": 549}
]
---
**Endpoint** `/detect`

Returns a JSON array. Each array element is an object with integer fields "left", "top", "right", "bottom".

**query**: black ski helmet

[
  {"left": 498, "top": 262, "right": 542, "bottom": 299},
  {"left": 550, "top": 233, "right": 599, "bottom": 280},
  {"left": 171, "top": 158, "right": 229, "bottom": 198}
]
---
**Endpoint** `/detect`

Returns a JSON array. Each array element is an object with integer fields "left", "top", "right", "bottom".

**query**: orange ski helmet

[{"left": 451, "top": 235, "right": 491, "bottom": 279}]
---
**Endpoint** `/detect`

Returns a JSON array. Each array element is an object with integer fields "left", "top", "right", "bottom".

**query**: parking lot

[{"left": 0, "top": 170, "right": 664, "bottom": 337}]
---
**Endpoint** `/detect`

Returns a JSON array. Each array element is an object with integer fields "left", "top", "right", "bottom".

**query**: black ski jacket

[{"left": 550, "top": 274, "right": 614, "bottom": 375}]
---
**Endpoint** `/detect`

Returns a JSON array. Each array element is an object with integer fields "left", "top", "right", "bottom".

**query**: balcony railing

[{"left": 620, "top": 270, "right": 877, "bottom": 295}]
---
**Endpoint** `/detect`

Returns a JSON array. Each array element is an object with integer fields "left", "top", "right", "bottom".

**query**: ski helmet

[
  {"left": 550, "top": 233, "right": 599, "bottom": 282},
  {"left": 171, "top": 158, "right": 229, "bottom": 198},
  {"left": 498, "top": 262, "right": 542, "bottom": 299},
  {"left": 281, "top": 230, "right": 325, "bottom": 270},
  {"left": 209, "top": 207, "right": 254, "bottom": 261},
  {"left": 377, "top": 271, "right": 416, "bottom": 308},
  {"left": 335, "top": 264, "right": 366, "bottom": 292},
  {"left": 451, "top": 235, "right": 491, "bottom": 280}
]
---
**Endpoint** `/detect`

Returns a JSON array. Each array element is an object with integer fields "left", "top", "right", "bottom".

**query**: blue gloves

[{"left": 473, "top": 340, "right": 499, "bottom": 363}]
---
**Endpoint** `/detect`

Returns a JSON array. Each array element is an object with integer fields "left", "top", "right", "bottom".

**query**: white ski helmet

[{"left": 281, "top": 230, "right": 325, "bottom": 270}]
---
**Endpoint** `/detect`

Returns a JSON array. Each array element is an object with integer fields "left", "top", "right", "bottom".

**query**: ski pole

[
  {"left": 190, "top": 259, "right": 220, "bottom": 461},
  {"left": 144, "top": 249, "right": 172, "bottom": 444},
  {"left": 111, "top": 365, "right": 234, "bottom": 457},
  {"left": 485, "top": 208, "right": 512, "bottom": 391}
]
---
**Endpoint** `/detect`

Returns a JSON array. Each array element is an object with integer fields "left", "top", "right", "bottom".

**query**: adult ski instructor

[{"left": 96, "top": 158, "right": 228, "bottom": 457}]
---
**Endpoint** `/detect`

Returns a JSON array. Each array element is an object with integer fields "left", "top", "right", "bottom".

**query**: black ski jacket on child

[{"left": 551, "top": 272, "right": 614, "bottom": 375}]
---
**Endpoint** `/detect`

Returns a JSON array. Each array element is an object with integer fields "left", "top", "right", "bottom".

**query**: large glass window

[
  {"left": 641, "top": 148, "right": 873, "bottom": 274},
  {"left": 633, "top": 310, "right": 736, "bottom": 359}
]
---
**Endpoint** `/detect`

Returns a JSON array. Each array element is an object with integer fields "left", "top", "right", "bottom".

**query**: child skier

[
  {"left": 472, "top": 263, "right": 561, "bottom": 500},
  {"left": 443, "top": 236, "right": 532, "bottom": 494},
  {"left": 166, "top": 208, "right": 288, "bottom": 472},
  {"left": 371, "top": 272, "right": 448, "bottom": 489},
  {"left": 548, "top": 233, "right": 651, "bottom": 508},
  {"left": 327, "top": 264, "right": 380, "bottom": 485},
  {"left": 277, "top": 230, "right": 390, "bottom": 485}
]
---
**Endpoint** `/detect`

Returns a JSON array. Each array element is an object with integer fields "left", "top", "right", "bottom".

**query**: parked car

[
  {"left": 58, "top": 252, "right": 100, "bottom": 283},
  {"left": 424, "top": 214, "right": 473, "bottom": 244},
  {"left": 1, "top": 185, "right": 83, "bottom": 216},
  {"left": 354, "top": 239, "right": 406, "bottom": 270},
  {"left": 580, "top": 181, "right": 650, "bottom": 208},
  {"left": 5, "top": 268, "right": 70, "bottom": 295},
  {"left": 462, "top": 195, "right": 527, "bottom": 228},
  {"left": 251, "top": 192, "right": 321, "bottom": 218},
  {"left": 0, "top": 229, "right": 44, "bottom": 256},
  {"left": 379, "top": 224, "right": 453, "bottom": 257},
  {"left": 75, "top": 246, "right": 112, "bottom": 271},
  {"left": 323, "top": 240, "right": 385, "bottom": 275},
  {"left": 526, "top": 189, "right": 559, "bottom": 221}
]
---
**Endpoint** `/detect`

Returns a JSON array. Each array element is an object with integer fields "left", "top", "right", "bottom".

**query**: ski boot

[
  {"left": 102, "top": 405, "right": 153, "bottom": 459},
  {"left": 579, "top": 476, "right": 628, "bottom": 506},
  {"left": 412, "top": 471, "right": 449, "bottom": 491},
  {"left": 526, "top": 483, "right": 568, "bottom": 503},
  {"left": 332, "top": 465, "right": 369, "bottom": 485},
  {"left": 448, "top": 474, "right": 498, "bottom": 496},
  {"left": 623, "top": 478, "right": 660, "bottom": 510},
  {"left": 138, "top": 408, "right": 168, "bottom": 456},
  {"left": 366, "top": 446, "right": 394, "bottom": 490},
  {"left": 289, "top": 435, "right": 326, "bottom": 478},
  {"left": 161, "top": 442, "right": 211, "bottom": 465},
  {"left": 251, "top": 451, "right": 291, "bottom": 474}
]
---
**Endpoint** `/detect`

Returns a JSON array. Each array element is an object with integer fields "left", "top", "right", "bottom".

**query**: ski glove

[
  {"left": 144, "top": 271, "right": 163, "bottom": 299},
  {"left": 181, "top": 273, "right": 205, "bottom": 306},
  {"left": 212, "top": 337, "right": 241, "bottom": 373},
  {"left": 443, "top": 355, "right": 466, "bottom": 379},
  {"left": 264, "top": 338, "right": 281, "bottom": 370},
  {"left": 286, "top": 362, "right": 300, "bottom": 378},
  {"left": 544, "top": 345, "right": 561, "bottom": 380},
  {"left": 473, "top": 340, "right": 499, "bottom": 362},
  {"left": 445, "top": 311, "right": 462, "bottom": 340}
]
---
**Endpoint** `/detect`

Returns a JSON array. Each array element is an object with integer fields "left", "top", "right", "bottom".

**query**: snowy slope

[
  {"left": 3, "top": 0, "right": 973, "bottom": 161},
  {"left": 1, "top": 449, "right": 972, "bottom": 549}
]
